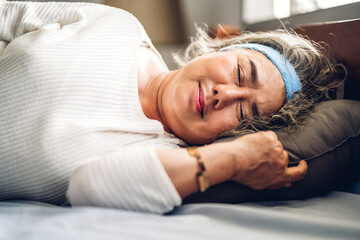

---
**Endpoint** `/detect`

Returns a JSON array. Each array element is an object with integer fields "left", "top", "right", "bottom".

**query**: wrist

[{"left": 198, "top": 142, "right": 236, "bottom": 185}]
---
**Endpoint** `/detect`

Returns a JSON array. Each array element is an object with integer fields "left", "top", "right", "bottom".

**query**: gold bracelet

[{"left": 186, "top": 147, "right": 210, "bottom": 192}]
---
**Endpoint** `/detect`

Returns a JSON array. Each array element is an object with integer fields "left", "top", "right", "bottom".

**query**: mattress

[{"left": 1, "top": 189, "right": 359, "bottom": 240}]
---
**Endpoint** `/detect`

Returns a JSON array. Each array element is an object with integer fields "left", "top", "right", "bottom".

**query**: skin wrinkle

[
  {"left": 138, "top": 48, "right": 286, "bottom": 145},
  {"left": 249, "top": 58, "right": 258, "bottom": 88},
  {"left": 174, "top": 28, "right": 345, "bottom": 137},
  {"left": 156, "top": 75, "right": 171, "bottom": 133}
]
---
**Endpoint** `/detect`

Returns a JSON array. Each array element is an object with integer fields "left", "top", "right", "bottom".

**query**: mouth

[{"left": 195, "top": 83, "right": 205, "bottom": 117}]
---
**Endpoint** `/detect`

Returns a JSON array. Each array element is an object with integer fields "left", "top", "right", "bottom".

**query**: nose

[{"left": 212, "top": 84, "right": 248, "bottom": 110}]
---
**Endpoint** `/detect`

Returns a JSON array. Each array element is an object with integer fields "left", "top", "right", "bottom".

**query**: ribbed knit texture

[{"left": 0, "top": 1, "right": 182, "bottom": 213}]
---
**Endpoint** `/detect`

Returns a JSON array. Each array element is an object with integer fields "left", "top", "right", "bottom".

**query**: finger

[
  {"left": 264, "top": 131, "right": 281, "bottom": 148},
  {"left": 285, "top": 160, "right": 308, "bottom": 182},
  {"left": 267, "top": 181, "right": 291, "bottom": 190},
  {"left": 268, "top": 178, "right": 293, "bottom": 189},
  {"left": 283, "top": 150, "right": 289, "bottom": 166},
  {"left": 264, "top": 130, "right": 277, "bottom": 139},
  {"left": 274, "top": 150, "right": 289, "bottom": 172}
]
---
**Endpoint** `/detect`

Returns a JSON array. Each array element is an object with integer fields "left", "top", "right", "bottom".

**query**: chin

[{"left": 179, "top": 134, "right": 215, "bottom": 146}]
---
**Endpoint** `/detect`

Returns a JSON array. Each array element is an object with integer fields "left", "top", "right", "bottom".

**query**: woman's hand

[
  {"left": 228, "top": 131, "right": 308, "bottom": 190},
  {"left": 157, "top": 131, "right": 307, "bottom": 199}
]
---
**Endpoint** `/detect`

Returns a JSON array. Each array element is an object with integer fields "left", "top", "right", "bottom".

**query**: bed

[
  {"left": 1, "top": 18, "right": 360, "bottom": 240},
  {"left": 1, "top": 189, "right": 360, "bottom": 240}
]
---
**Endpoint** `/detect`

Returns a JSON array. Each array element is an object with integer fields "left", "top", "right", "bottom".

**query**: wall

[
  {"left": 242, "top": 0, "right": 273, "bottom": 24},
  {"left": 179, "top": 0, "right": 242, "bottom": 38}
]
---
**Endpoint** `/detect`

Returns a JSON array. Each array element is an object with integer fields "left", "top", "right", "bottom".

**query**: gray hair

[{"left": 173, "top": 26, "right": 345, "bottom": 137}]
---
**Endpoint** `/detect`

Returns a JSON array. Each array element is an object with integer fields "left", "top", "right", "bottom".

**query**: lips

[{"left": 195, "top": 84, "right": 205, "bottom": 117}]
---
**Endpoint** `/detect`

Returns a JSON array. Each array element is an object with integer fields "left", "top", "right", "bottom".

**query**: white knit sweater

[{"left": 0, "top": 1, "right": 182, "bottom": 213}]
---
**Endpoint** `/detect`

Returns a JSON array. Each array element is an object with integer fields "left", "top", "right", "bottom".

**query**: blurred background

[{"left": 9, "top": 0, "right": 360, "bottom": 69}]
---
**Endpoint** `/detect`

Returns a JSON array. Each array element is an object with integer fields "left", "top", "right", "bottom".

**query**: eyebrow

[
  {"left": 249, "top": 58, "right": 259, "bottom": 117},
  {"left": 249, "top": 58, "right": 258, "bottom": 88},
  {"left": 251, "top": 102, "right": 259, "bottom": 117}
]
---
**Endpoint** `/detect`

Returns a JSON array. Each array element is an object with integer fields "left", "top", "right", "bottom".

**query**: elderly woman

[{"left": 0, "top": 1, "right": 342, "bottom": 213}]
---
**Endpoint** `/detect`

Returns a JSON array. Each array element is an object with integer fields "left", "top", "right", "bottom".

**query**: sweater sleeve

[
  {"left": 66, "top": 146, "right": 182, "bottom": 214},
  {"left": 0, "top": 0, "right": 94, "bottom": 55}
]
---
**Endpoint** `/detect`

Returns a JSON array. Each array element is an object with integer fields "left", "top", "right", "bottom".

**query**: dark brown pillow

[{"left": 184, "top": 100, "right": 360, "bottom": 204}]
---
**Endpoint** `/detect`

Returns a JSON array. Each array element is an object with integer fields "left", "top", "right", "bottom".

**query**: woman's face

[{"left": 159, "top": 49, "right": 286, "bottom": 144}]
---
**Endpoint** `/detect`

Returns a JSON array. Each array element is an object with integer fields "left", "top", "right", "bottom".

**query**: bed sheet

[{"left": 0, "top": 191, "right": 359, "bottom": 240}]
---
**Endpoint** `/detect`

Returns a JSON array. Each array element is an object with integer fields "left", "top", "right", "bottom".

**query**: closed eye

[
  {"left": 237, "top": 65, "right": 244, "bottom": 120},
  {"left": 240, "top": 102, "right": 244, "bottom": 120}
]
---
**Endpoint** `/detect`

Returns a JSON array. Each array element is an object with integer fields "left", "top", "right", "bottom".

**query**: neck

[{"left": 137, "top": 46, "right": 176, "bottom": 133}]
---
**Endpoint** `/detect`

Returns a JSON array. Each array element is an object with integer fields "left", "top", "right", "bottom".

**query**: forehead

[{"left": 235, "top": 49, "right": 286, "bottom": 116}]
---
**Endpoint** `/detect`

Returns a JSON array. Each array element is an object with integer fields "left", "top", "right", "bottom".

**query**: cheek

[
  {"left": 186, "top": 115, "right": 237, "bottom": 143},
  {"left": 165, "top": 78, "right": 190, "bottom": 115},
  {"left": 206, "top": 111, "right": 239, "bottom": 136},
  {"left": 174, "top": 111, "right": 239, "bottom": 144}
]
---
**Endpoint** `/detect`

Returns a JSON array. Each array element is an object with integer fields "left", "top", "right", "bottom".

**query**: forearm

[
  {"left": 67, "top": 147, "right": 181, "bottom": 214},
  {"left": 156, "top": 142, "right": 235, "bottom": 198},
  {"left": 67, "top": 142, "right": 234, "bottom": 213},
  {"left": 158, "top": 131, "right": 308, "bottom": 198},
  {"left": 67, "top": 132, "right": 307, "bottom": 213}
]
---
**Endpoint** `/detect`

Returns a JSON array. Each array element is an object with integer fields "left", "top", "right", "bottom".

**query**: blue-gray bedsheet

[{"left": 1, "top": 191, "right": 359, "bottom": 240}]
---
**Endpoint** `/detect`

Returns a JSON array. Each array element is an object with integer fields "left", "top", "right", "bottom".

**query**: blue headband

[{"left": 219, "top": 43, "right": 301, "bottom": 102}]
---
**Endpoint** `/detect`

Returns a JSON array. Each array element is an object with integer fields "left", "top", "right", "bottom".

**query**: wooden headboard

[{"left": 295, "top": 19, "right": 360, "bottom": 101}]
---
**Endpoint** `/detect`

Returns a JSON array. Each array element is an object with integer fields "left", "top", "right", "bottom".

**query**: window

[
  {"left": 243, "top": 0, "right": 360, "bottom": 24},
  {"left": 274, "top": 0, "right": 360, "bottom": 18}
]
